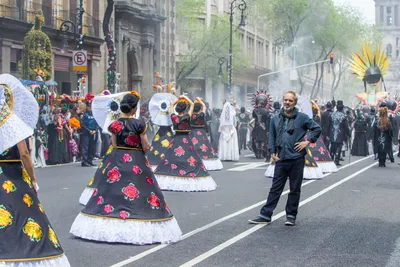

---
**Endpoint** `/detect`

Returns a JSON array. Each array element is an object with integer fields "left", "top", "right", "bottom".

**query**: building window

[
  {"left": 380, "top": 6, "right": 384, "bottom": 23},
  {"left": 397, "top": 38, "right": 400, "bottom": 48},
  {"left": 397, "top": 50, "right": 399, "bottom": 59},
  {"left": 53, "top": 0, "right": 64, "bottom": 29},
  {"left": 395, "top": 6, "right": 399, "bottom": 25},
  {"left": 388, "top": 15, "right": 393, "bottom": 25},
  {"left": 387, "top": 43, "right": 392, "bottom": 57}
]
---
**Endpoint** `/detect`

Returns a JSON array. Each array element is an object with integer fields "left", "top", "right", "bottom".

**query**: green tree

[
  {"left": 23, "top": 10, "right": 52, "bottom": 80},
  {"left": 175, "top": 0, "right": 248, "bottom": 88}
]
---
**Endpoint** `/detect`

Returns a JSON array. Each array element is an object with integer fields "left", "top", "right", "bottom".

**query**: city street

[{"left": 36, "top": 152, "right": 400, "bottom": 267}]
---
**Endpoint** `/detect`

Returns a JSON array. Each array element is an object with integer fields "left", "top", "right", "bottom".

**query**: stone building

[
  {"left": 374, "top": 0, "right": 400, "bottom": 94},
  {"left": 0, "top": 0, "right": 106, "bottom": 95}
]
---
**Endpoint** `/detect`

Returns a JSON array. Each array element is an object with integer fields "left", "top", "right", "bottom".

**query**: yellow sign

[{"left": 72, "top": 65, "right": 87, "bottom": 72}]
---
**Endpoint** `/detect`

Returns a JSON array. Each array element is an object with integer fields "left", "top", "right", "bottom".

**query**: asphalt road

[{"left": 34, "top": 151, "right": 400, "bottom": 267}]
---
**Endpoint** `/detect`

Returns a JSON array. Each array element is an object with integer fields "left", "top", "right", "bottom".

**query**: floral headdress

[
  {"left": 178, "top": 97, "right": 189, "bottom": 105},
  {"left": 129, "top": 90, "right": 141, "bottom": 101}
]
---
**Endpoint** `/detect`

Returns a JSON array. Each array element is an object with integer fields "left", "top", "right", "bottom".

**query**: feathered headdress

[
  {"left": 349, "top": 43, "right": 391, "bottom": 92},
  {"left": 252, "top": 90, "right": 272, "bottom": 110}
]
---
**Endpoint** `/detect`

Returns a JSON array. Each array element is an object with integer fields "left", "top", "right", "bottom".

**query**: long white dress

[{"left": 218, "top": 102, "right": 240, "bottom": 161}]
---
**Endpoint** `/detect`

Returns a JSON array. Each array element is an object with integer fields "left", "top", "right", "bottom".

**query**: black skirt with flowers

[
  {"left": 0, "top": 146, "right": 66, "bottom": 262},
  {"left": 80, "top": 118, "right": 174, "bottom": 222},
  {"left": 147, "top": 126, "right": 174, "bottom": 168}
]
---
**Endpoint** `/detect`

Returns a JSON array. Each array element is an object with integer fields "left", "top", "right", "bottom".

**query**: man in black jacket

[
  {"left": 321, "top": 102, "right": 333, "bottom": 151},
  {"left": 249, "top": 91, "right": 321, "bottom": 226},
  {"left": 329, "top": 100, "right": 351, "bottom": 165}
]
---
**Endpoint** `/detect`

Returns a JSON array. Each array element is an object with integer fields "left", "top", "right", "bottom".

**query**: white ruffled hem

[
  {"left": 203, "top": 159, "right": 223, "bottom": 171},
  {"left": 151, "top": 165, "right": 157, "bottom": 171},
  {"left": 70, "top": 213, "right": 182, "bottom": 245},
  {"left": 79, "top": 187, "right": 95, "bottom": 206},
  {"left": 317, "top": 161, "right": 338, "bottom": 173},
  {"left": 0, "top": 255, "right": 71, "bottom": 267},
  {"left": 264, "top": 165, "right": 324, "bottom": 179},
  {"left": 154, "top": 175, "right": 217, "bottom": 192}
]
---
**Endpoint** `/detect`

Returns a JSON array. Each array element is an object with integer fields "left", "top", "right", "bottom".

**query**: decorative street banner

[{"left": 72, "top": 50, "right": 88, "bottom": 72}]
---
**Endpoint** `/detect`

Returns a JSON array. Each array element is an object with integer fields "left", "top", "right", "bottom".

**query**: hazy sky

[{"left": 334, "top": 0, "right": 375, "bottom": 23}]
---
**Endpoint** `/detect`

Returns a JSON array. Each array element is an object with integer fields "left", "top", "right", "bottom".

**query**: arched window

[
  {"left": 397, "top": 38, "right": 400, "bottom": 48},
  {"left": 387, "top": 43, "right": 393, "bottom": 57}
]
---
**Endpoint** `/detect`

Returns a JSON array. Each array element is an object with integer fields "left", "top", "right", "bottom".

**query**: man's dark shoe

[
  {"left": 285, "top": 218, "right": 296, "bottom": 226},
  {"left": 248, "top": 216, "right": 271, "bottom": 224},
  {"left": 81, "top": 162, "right": 90, "bottom": 167},
  {"left": 88, "top": 162, "right": 97, "bottom": 167}
]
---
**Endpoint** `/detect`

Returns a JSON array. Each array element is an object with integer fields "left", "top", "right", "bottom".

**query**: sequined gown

[
  {"left": 0, "top": 146, "right": 70, "bottom": 266},
  {"left": 154, "top": 114, "right": 217, "bottom": 192},
  {"left": 70, "top": 118, "right": 182, "bottom": 244},
  {"left": 189, "top": 112, "right": 223, "bottom": 171}
]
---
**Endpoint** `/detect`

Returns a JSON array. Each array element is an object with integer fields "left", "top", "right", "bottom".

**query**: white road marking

[
  {"left": 110, "top": 155, "right": 374, "bottom": 267},
  {"left": 227, "top": 162, "right": 269, "bottom": 171},
  {"left": 179, "top": 162, "right": 378, "bottom": 267}
]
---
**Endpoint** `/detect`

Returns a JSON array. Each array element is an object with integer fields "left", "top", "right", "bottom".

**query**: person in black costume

[
  {"left": 373, "top": 104, "right": 393, "bottom": 167},
  {"left": 351, "top": 113, "right": 369, "bottom": 156},
  {"left": 250, "top": 101, "right": 271, "bottom": 159},
  {"left": 328, "top": 100, "right": 350, "bottom": 166},
  {"left": 238, "top": 107, "right": 251, "bottom": 151},
  {"left": 321, "top": 102, "right": 333, "bottom": 151},
  {"left": 366, "top": 107, "right": 376, "bottom": 142}
]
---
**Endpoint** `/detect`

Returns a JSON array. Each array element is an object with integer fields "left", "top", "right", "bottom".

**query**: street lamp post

[
  {"left": 59, "top": 0, "right": 85, "bottom": 95},
  {"left": 228, "top": 0, "right": 246, "bottom": 96},
  {"left": 218, "top": 57, "right": 228, "bottom": 77}
]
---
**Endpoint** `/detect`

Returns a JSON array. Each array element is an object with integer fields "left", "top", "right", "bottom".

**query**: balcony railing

[{"left": 0, "top": 3, "right": 101, "bottom": 38}]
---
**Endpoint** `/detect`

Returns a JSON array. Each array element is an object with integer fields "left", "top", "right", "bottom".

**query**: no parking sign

[{"left": 72, "top": 50, "right": 87, "bottom": 72}]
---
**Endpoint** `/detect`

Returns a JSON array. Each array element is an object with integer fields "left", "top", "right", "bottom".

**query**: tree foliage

[
  {"left": 23, "top": 10, "right": 52, "bottom": 80},
  {"left": 175, "top": 0, "right": 248, "bottom": 88}
]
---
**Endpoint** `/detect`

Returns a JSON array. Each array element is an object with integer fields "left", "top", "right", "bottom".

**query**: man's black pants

[
  {"left": 260, "top": 157, "right": 305, "bottom": 220},
  {"left": 81, "top": 132, "right": 97, "bottom": 164}
]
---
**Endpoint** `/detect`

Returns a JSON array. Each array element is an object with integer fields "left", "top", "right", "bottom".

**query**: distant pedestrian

[{"left": 249, "top": 90, "right": 321, "bottom": 226}]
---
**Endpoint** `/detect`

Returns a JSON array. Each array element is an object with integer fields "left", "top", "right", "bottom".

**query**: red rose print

[
  {"left": 122, "top": 183, "right": 140, "bottom": 201},
  {"left": 92, "top": 188, "right": 98, "bottom": 196},
  {"left": 314, "top": 157, "right": 318, "bottom": 161},
  {"left": 196, "top": 131, "right": 201, "bottom": 136},
  {"left": 164, "top": 159, "right": 169, "bottom": 165},
  {"left": 110, "top": 121, "right": 123, "bottom": 134},
  {"left": 104, "top": 204, "right": 114, "bottom": 214},
  {"left": 211, "top": 148, "right": 215, "bottom": 154},
  {"left": 174, "top": 146, "right": 185, "bottom": 157},
  {"left": 179, "top": 170, "right": 186, "bottom": 175},
  {"left": 319, "top": 147, "right": 325, "bottom": 154},
  {"left": 165, "top": 201, "right": 171, "bottom": 213},
  {"left": 122, "top": 153, "right": 132, "bottom": 163},
  {"left": 191, "top": 137, "right": 198, "bottom": 145},
  {"left": 119, "top": 210, "right": 130, "bottom": 219},
  {"left": 203, "top": 156, "right": 207, "bottom": 159},
  {"left": 147, "top": 193, "right": 160, "bottom": 209},
  {"left": 202, "top": 137, "right": 207, "bottom": 141},
  {"left": 202, "top": 163, "right": 206, "bottom": 170},
  {"left": 178, "top": 122, "right": 189, "bottom": 130},
  {"left": 107, "top": 167, "right": 121, "bottom": 183},
  {"left": 125, "top": 134, "right": 140, "bottom": 146},
  {"left": 182, "top": 138, "right": 188, "bottom": 144},
  {"left": 187, "top": 156, "right": 197, "bottom": 166},
  {"left": 321, "top": 157, "right": 326, "bottom": 162},
  {"left": 189, "top": 146, "right": 195, "bottom": 152},
  {"left": 146, "top": 176, "right": 154, "bottom": 185},
  {"left": 310, "top": 142, "right": 316, "bottom": 148},
  {"left": 132, "top": 166, "right": 142, "bottom": 175},
  {"left": 189, "top": 172, "right": 195, "bottom": 178},
  {"left": 192, "top": 114, "right": 196, "bottom": 119},
  {"left": 170, "top": 164, "right": 177, "bottom": 170},
  {"left": 200, "top": 144, "right": 208, "bottom": 152},
  {"left": 96, "top": 196, "right": 104, "bottom": 205},
  {"left": 171, "top": 115, "right": 179, "bottom": 124}
]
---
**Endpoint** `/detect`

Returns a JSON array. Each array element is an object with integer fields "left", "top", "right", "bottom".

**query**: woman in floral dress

[
  {"left": 70, "top": 92, "right": 182, "bottom": 244},
  {"left": 154, "top": 96, "right": 217, "bottom": 192},
  {"left": 189, "top": 98, "right": 223, "bottom": 171},
  {"left": 0, "top": 74, "right": 70, "bottom": 266}
]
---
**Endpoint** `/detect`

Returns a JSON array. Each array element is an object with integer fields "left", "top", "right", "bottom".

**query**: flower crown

[
  {"left": 178, "top": 97, "right": 189, "bottom": 105},
  {"left": 129, "top": 90, "right": 141, "bottom": 100},
  {"left": 194, "top": 99, "right": 202, "bottom": 105}
]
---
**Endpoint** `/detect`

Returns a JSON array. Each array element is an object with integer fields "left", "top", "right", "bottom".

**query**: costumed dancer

[
  {"left": 218, "top": 99, "right": 240, "bottom": 161},
  {"left": 147, "top": 93, "right": 177, "bottom": 170},
  {"left": 351, "top": 113, "right": 369, "bottom": 156},
  {"left": 373, "top": 103, "right": 393, "bottom": 167},
  {"left": 0, "top": 74, "right": 70, "bottom": 266},
  {"left": 249, "top": 91, "right": 272, "bottom": 160},
  {"left": 78, "top": 92, "right": 130, "bottom": 205},
  {"left": 189, "top": 98, "right": 223, "bottom": 171},
  {"left": 237, "top": 107, "right": 251, "bottom": 152},
  {"left": 154, "top": 95, "right": 217, "bottom": 192},
  {"left": 70, "top": 92, "right": 182, "bottom": 244}
]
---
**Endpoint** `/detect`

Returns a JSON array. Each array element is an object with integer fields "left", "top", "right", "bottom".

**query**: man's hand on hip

[
  {"left": 272, "top": 153, "right": 280, "bottom": 162},
  {"left": 294, "top": 141, "right": 310, "bottom": 152}
]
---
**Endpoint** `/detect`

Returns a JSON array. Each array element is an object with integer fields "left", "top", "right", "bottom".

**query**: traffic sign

[{"left": 72, "top": 50, "right": 87, "bottom": 72}]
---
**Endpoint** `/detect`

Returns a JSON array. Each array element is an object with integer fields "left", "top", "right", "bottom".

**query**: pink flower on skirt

[
  {"left": 96, "top": 196, "right": 104, "bottom": 205},
  {"left": 92, "top": 188, "right": 98, "bottom": 197},
  {"left": 170, "top": 164, "right": 178, "bottom": 170},
  {"left": 122, "top": 153, "right": 132, "bottom": 163},
  {"left": 104, "top": 204, "right": 114, "bottom": 214},
  {"left": 182, "top": 138, "right": 189, "bottom": 144},
  {"left": 189, "top": 172, "right": 195, "bottom": 178},
  {"left": 132, "top": 166, "right": 142, "bottom": 175},
  {"left": 119, "top": 210, "right": 130, "bottom": 219},
  {"left": 179, "top": 170, "right": 186, "bottom": 175}
]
